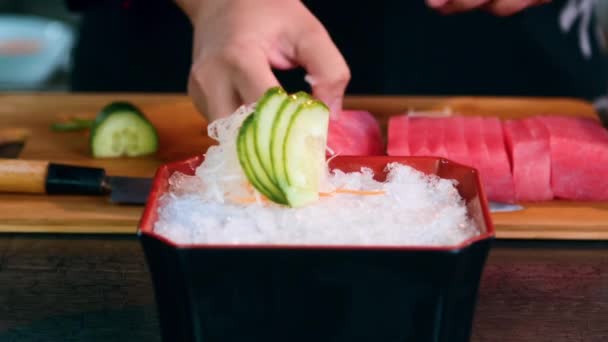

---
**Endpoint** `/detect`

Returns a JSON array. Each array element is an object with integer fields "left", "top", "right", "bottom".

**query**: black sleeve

[
  {"left": 65, "top": 0, "right": 107, "bottom": 11},
  {"left": 65, "top": 0, "right": 171, "bottom": 12}
]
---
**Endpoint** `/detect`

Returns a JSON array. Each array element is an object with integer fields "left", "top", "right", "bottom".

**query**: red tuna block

[
  {"left": 444, "top": 116, "right": 473, "bottom": 167},
  {"left": 425, "top": 118, "right": 448, "bottom": 158},
  {"left": 535, "top": 116, "right": 608, "bottom": 200},
  {"left": 387, "top": 114, "right": 410, "bottom": 156},
  {"left": 463, "top": 116, "right": 486, "bottom": 174},
  {"left": 462, "top": 117, "right": 515, "bottom": 202},
  {"left": 388, "top": 116, "right": 448, "bottom": 157},
  {"left": 327, "top": 110, "right": 384, "bottom": 156},
  {"left": 480, "top": 117, "right": 516, "bottom": 203},
  {"left": 407, "top": 117, "right": 431, "bottom": 156},
  {"left": 503, "top": 118, "right": 553, "bottom": 201}
]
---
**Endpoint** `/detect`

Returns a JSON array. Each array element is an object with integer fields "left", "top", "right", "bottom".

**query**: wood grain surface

[
  {"left": 0, "top": 235, "right": 606, "bottom": 341},
  {"left": 0, "top": 93, "right": 607, "bottom": 239},
  {"left": 0, "top": 159, "right": 49, "bottom": 194}
]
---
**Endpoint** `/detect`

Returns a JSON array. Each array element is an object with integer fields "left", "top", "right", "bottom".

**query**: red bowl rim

[{"left": 138, "top": 155, "right": 496, "bottom": 252}]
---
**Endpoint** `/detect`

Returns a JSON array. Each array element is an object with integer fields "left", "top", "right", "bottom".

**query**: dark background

[{"left": 2, "top": 0, "right": 608, "bottom": 100}]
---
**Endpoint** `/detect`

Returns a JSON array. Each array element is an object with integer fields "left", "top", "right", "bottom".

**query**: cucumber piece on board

[{"left": 89, "top": 102, "right": 158, "bottom": 158}]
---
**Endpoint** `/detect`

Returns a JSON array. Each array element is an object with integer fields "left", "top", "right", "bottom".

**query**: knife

[
  {"left": 0, "top": 159, "right": 524, "bottom": 210},
  {"left": 0, "top": 159, "right": 152, "bottom": 205},
  {"left": 489, "top": 201, "right": 524, "bottom": 213}
]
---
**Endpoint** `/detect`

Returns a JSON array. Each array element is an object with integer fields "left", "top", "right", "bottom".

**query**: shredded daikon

[{"left": 156, "top": 103, "right": 480, "bottom": 246}]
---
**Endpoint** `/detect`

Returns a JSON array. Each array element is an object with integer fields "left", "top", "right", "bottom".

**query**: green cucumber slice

[
  {"left": 271, "top": 92, "right": 310, "bottom": 190},
  {"left": 236, "top": 115, "right": 268, "bottom": 199},
  {"left": 281, "top": 100, "right": 330, "bottom": 207},
  {"left": 244, "top": 116, "right": 288, "bottom": 204},
  {"left": 253, "top": 87, "right": 288, "bottom": 182},
  {"left": 90, "top": 102, "right": 158, "bottom": 158}
]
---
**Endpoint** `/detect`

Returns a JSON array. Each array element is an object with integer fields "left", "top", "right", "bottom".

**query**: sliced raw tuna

[
  {"left": 327, "top": 110, "right": 384, "bottom": 156},
  {"left": 425, "top": 118, "right": 448, "bottom": 158},
  {"left": 387, "top": 114, "right": 409, "bottom": 156},
  {"left": 462, "top": 117, "right": 493, "bottom": 196},
  {"left": 462, "top": 116, "right": 486, "bottom": 173},
  {"left": 443, "top": 116, "right": 473, "bottom": 167},
  {"left": 535, "top": 116, "right": 608, "bottom": 200},
  {"left": 480, "top": 117, "right": 516, "bottom": 203},
  {"left": 388, "top": 116, "right": 449, "bottom": 158},
  {"left": 461, "top": 117, "right": 515, "bottom": 203},
  {"left": 503, "top": 118, "right": 553, "bottom": 201},
  {"left": 387, "top": 115, "right": 516, "bottom": 202},
  {"left": 407, "top": 117, "right": 431, "bottom": 156}
]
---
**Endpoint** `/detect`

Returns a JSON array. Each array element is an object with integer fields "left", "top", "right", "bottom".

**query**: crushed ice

[{"left": 154, "top": 104, "right": 480, "bottom": 246}]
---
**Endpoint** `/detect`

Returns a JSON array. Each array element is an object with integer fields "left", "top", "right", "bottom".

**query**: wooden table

[{"left": 0, "top": 234, "right": 606, "bottom": 341}]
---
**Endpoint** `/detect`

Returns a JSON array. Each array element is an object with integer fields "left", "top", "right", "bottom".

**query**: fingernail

[
  {"left": 304, "top": 74, "right": 317, "bottom": 87},
  {"left": 328, "top": 97, "right": 342, "bottom": 120}
]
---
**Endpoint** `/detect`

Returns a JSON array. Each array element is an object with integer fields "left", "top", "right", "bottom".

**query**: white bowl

[{"left": 0, "top": 15, "right": 74, "bottom": 90}]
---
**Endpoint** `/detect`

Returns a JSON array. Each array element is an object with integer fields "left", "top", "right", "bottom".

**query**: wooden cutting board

[{"left": 1, "top": 93, "right": 607, "bottom": 240}]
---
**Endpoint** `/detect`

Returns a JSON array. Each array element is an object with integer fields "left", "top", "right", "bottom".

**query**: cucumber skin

[
  {"left": 270, "top": 92, "right": 312, "bottom": 188},
  {"left": 89, "top": 101, "right": 159, "bottom": 157},
  {"left": 92, "top": 102, "right": 149, "bottom": 130},
  {"left": 246, "top": 122, "right": 288, "bottom": 204},
  {"left": 236, "top": 115, "right": 271, "bottom": 201},
  {"left": 270, "top": 98, "right": 295, "bottom": 185},
  {"left": 253, "top": 86, "right": 287, "bottom": 183},
  {"left": 238, "top": 114, "right": 288, "bottom": 205}
]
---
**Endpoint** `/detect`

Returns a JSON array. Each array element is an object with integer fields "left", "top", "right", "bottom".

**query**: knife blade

[
  {"left": 105, "top": 176, "right": 152, "bottom": 205},
  {"left": 0, "top": 158, "right": 152, "bottom": 205},
  {"left": 489, "top": 201, "right": 524, "bottom": 213},
  {"left": 0, "top": 128, "right": 27, "bottom": 158}
]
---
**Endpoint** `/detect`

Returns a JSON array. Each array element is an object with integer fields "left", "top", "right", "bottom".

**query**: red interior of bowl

[{"left": 138, "top": 155, "right": 495, "bottom": 251}]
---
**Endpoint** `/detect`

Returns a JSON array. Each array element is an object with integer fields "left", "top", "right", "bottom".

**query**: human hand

[
  {"left": 176, "top": 0, "right": 350, "bottom": 122},
  {"left": 426, "top": 0, "right": 551, "bottom": 16}
]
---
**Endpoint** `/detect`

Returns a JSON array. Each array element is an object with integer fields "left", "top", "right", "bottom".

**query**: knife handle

[
  {"left": 0, "top": 159, "right": 48, "bottom": 193},
  {"left": 0, "top": 159, "right": 107, "bottom": 195}
]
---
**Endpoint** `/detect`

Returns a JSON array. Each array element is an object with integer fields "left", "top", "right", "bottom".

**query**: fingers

[
  {"left": 427, "top": 0, "right": 550, "bottom": 16},
  {"left": 427, "top": 0, "right": 491, "bottom": 14},
  {"left": 227, "top": 46, "right": 282, "bottom": 105},
  {"left": 483, "top": 0, "right": 550, "bottom": 17},
  {"left": 187, "top": 1, "right": 350, "bottom": 122},
  {"left": 292, "top": 24, "right": 350, "bottom": 115},
  {"left": 188, "top": 58, "right": 240, "bottom": 122},
  {"left": 189, "top": 46, "right": 281, "bottom": 122},
  {"left": 426, "top": 0, "right": 450, "bottom": 7}
]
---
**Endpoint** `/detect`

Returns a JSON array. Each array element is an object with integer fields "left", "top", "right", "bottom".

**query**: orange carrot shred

[
  {"left": 232, "top": 188, "right": 385, "bottom": 205},
  {"left": 231, "top": 194, "right": 270, "bottom": 204},
  {"left": 335, "top": 189, "right": 385, "bottom": 195},
  {"left": 231, "top": 197, "right": 257, "bottom": 204},
  {"left": 319, "top": 189, "right": 386, "bottom": 196}
]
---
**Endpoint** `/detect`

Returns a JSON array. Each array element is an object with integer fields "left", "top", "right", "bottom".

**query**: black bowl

[{"left": 138, "top": 155, "right": 495, "bottom": 342}]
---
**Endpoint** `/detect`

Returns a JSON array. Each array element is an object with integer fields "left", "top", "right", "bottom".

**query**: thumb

[{"left": 294, "top": 26, "right": 350, "bottom": 117}]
